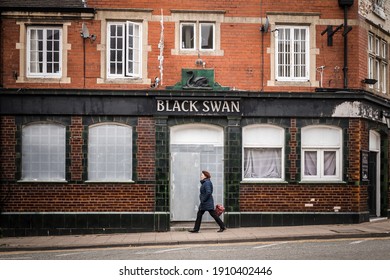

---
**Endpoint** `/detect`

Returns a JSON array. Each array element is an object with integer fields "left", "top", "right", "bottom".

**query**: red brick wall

[
  {"left": 348, "top": 119, "right": 363, "bottom": 182},
  {"left": 70, "top": 116, "right": 84, "bottom": 181},
  {"left": 288, "top": 119, "right": 298, "bottom": 181},
  {"left": 0, "top": 116, "right": 156, "bottom": 212},
  {"left": 1, "top": 19, "right": 20, "bottom": 87},
  {"left": 240, "top": 184, "right": 358, "bottom": 212},
  {"left": 88, "top": 0, "right": 353, "bottom": 19},
  {"left": 0, "top": 117, "right": 16, "bottom": 180},
  {"left": 239, "top": 118, "right": 375, "bottom": 214},
  {"left": 137, "top": 117, "right": 156, "bottom": 181},
  {"left": 0, "top": 1, "right": 369, "bottom": 93},
  {"left": 1, "top": 184, "right": 154, "bottom": 212}
]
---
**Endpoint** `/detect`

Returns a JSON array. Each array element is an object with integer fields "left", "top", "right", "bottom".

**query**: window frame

[
  {"left": 106, "top": 21, "right": 142, "bottom": 79},
  {"left": 382, "top": 63, "right": 387, "bottom": 94},
  {"left": 199, "top": 22, "right": 215, "bottom": 51},
  {"left": 26, "top": 26, "right": 62, "bottom": 78},
  {"left": 381, "top": 40, "right": 387, "bottom": 59},
  {"left": 242, "top": 124, "right": 285, "bottom": 182},
  {"left": 21, "top": 122, "right": 66, "bottom": 182},
  {"left": 367, "top": 33, "right": 388, "bottom": 94},
  {"left": 180, "top": 22, "right": 196, "bottom": 50},
  {"left": 87, "top": 123, "right": 133, "bottom": 182},
  {"left": 180, "top": 21, "right": 215, "bottom": 52},
  {"left": 301, "top": 126, "right": 343, "bottom": 182},
  {"left": 275, "top": 25, "right": 310, "bottom": 82},
  {"left": 303, "top": 149, "right": 340, "bottom": 179},
  {"left": 375, "top": 37, "right": 380, "bottom": 56}
]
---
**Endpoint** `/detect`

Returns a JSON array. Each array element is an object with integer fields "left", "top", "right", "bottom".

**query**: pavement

[{"left": 0, "top": 219, "right": 389, "bottom": 252}]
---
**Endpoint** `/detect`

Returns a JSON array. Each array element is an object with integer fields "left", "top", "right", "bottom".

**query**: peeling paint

[{"left": 332, "top": 101, "right": 382, "bottom": 121}]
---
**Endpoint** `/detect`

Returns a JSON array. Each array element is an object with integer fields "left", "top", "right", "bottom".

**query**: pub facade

[{"left": 0, "top": 0, "right": 389, "bottom": 236}]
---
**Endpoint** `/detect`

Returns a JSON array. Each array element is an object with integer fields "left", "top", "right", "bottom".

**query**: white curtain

[
  {"left": 181, "top": 24, "right": 194, "bottom": 49},
  {"left": 244, "top": 148, "right": 281, "bottom": 178},
  {"left": 324, "top": 151, "right": 336, "bottom": 176},
  {"left": 304, "top": 151, "right": 317, "bottom": 176},
  {"left": 29, "top": 29, "right": 39, "bottom": 73},
  {"left": 304, "top": 150, "right": 336, "bottom": 176}
]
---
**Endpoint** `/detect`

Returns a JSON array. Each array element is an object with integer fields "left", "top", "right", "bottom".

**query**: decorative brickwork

[
  {"left": 348, "top": 119, "right": 363, "bottom": 182},
  {"left": 70, "top": 116, "right": 84, "bottom": 182},
  {"left": 136, "top": 117, "right": 156, "bottom": 182},
  {"left": 288, "top": 118, "right": 298, "bottom": 182},
  {"left": 0, "top": 117, "right": 16, "bottom": 181},
  {"left": 0, "top": 116, "right": 155, "bottom": 214}
]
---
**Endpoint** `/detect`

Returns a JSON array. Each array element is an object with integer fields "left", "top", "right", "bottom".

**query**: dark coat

[{"left": 199, "top": 178, "right": 214, "bottom": 211}]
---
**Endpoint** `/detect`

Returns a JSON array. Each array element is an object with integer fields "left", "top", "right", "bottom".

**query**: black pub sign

[
  {"left": 156, "top": 98, "right": 241, "bottom": 115},
  {"left": 361, "top": 150, "right": 369, "bottom": 182}
]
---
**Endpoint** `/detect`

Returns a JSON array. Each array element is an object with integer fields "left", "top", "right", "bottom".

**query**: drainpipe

[
  {"left": 343, "top": 5, "right": 348, "bottom": 89},
  {"left": 338, "top": 0, "right": 354, "bottom": 89}
]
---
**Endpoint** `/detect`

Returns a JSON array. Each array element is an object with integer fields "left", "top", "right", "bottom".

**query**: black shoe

[
  {"left": 217, "top": 228, "right": 226, "bottom": 233},
  {"left": 188, "top": 229, "right": 199, "bottom": 233}
]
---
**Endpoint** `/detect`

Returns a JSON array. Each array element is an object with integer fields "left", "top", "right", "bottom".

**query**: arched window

[
  {"left": 22, "top": 123, "right": 66, "bottom": 181},
  {"left": 88, "top": 123, "right": 133, "bottom": 181},
  {"left": 301, "top": 125, "right": 342, "bottom": 181},
  {"left": 243, "top": 125, "right": 285, "bottom": 181}
]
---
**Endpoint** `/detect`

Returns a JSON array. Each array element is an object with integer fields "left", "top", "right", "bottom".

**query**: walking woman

[{"left": 189, "top": 170, "right": 226, "bottom": 233}]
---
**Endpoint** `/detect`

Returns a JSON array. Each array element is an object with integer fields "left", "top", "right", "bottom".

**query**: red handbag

[{"left": 215, "top": 204, "right": 225, "bottom": 216}]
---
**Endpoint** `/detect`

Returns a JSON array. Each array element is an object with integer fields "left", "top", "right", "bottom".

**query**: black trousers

[{"left": 193, "top": 209, "right": 225, "bottom": 231}]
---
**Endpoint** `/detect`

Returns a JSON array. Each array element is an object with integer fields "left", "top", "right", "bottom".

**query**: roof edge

[{"left": 0, "top": 6, "right": 95, "bottom": 14}]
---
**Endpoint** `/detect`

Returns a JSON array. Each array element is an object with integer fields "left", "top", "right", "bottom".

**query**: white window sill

[
  {"left": 85, "top": 180, "right": 135, "bottom": 183},
  {"left": 171, "top": 49, "right": 224, "bottom": 56},
  {"left": 18, "top": 180, "right": 67, "bottom": 183},
  {"left": 97, "top": 77, "right": 149, "bottom": 84},
  {"left": 17, "top": 77, "right": 70, "bottom": 84},
  {"left": 241, "top": 179, "right": 288, "bottom": 184},
  {"left": 299, "top": 180, "right": 345, "bottom": 184},
  {"left": 273, "top": 80, "right": 311, "bottom": 86}
]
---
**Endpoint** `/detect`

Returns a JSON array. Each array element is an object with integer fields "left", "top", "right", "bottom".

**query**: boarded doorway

[
  {"left": 170, "top": 124, "right": 224, "bottom": 221},
  {"left": 368, "top": 130, "right": 381, "bottom": 217}
]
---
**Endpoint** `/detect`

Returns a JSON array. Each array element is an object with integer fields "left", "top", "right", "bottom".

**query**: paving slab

[{"left": 0, "top": 220, "right": 389, "bottom": 252}]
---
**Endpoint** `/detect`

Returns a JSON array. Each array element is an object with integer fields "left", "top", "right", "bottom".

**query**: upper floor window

[
  {"left": 180, "top": 22, "right": 215, "bottom": 51},
  {"left": 243, "top": 125, "right": 285, "bottom": 181},
  {"left": 368, "top": 33, "right": 388, "bottom": 95},
  {"left": 276, "top": 26, "right": 309, "bottom": 81},
  {"left": 27, "top": 27, "right": 62, "bottom": 78},
  {"left": 171, "top": 10, "right": 224, "bottom": 57},
  {"left": 88, "top": 123, "right": 133, "bottom": 182},
  {"left": 22, "top": 123, "right": 66, "bottom": 181},
  {"left": 301, "top": 126, "right": 342, "bottom": 182},
  {"left": 107, "top": 21, "right": 142, "bottom": 78}
]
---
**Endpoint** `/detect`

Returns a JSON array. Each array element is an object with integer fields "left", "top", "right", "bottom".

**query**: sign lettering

[{"left": 156, "top": 99, "right": 240, "bottom": 114}]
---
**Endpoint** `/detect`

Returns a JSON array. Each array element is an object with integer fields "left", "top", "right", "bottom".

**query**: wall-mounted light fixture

[
  {"left": 361, "top": 78, "right": 377, "bottom": 85},
  {"left": 195, "top": 51, "right": 205, "bottom": 68}
]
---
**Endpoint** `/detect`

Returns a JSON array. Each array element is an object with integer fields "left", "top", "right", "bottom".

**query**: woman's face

[{"left": 200, "top": 173, "right": 206, "bottom": 180}]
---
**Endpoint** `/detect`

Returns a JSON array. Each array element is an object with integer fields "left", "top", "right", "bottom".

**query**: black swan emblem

[{"left": 184, "top": 70, "right": 211, "bottom": 89}]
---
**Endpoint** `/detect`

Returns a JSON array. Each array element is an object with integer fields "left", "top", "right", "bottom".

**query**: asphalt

[{"left": 0, "top": 219, "right": 389, "bottom": 252}]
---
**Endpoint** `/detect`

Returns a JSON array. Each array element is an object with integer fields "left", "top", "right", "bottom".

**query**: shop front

[{"left": 0, "top": 89, "right": 389, "bottom": 236}]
